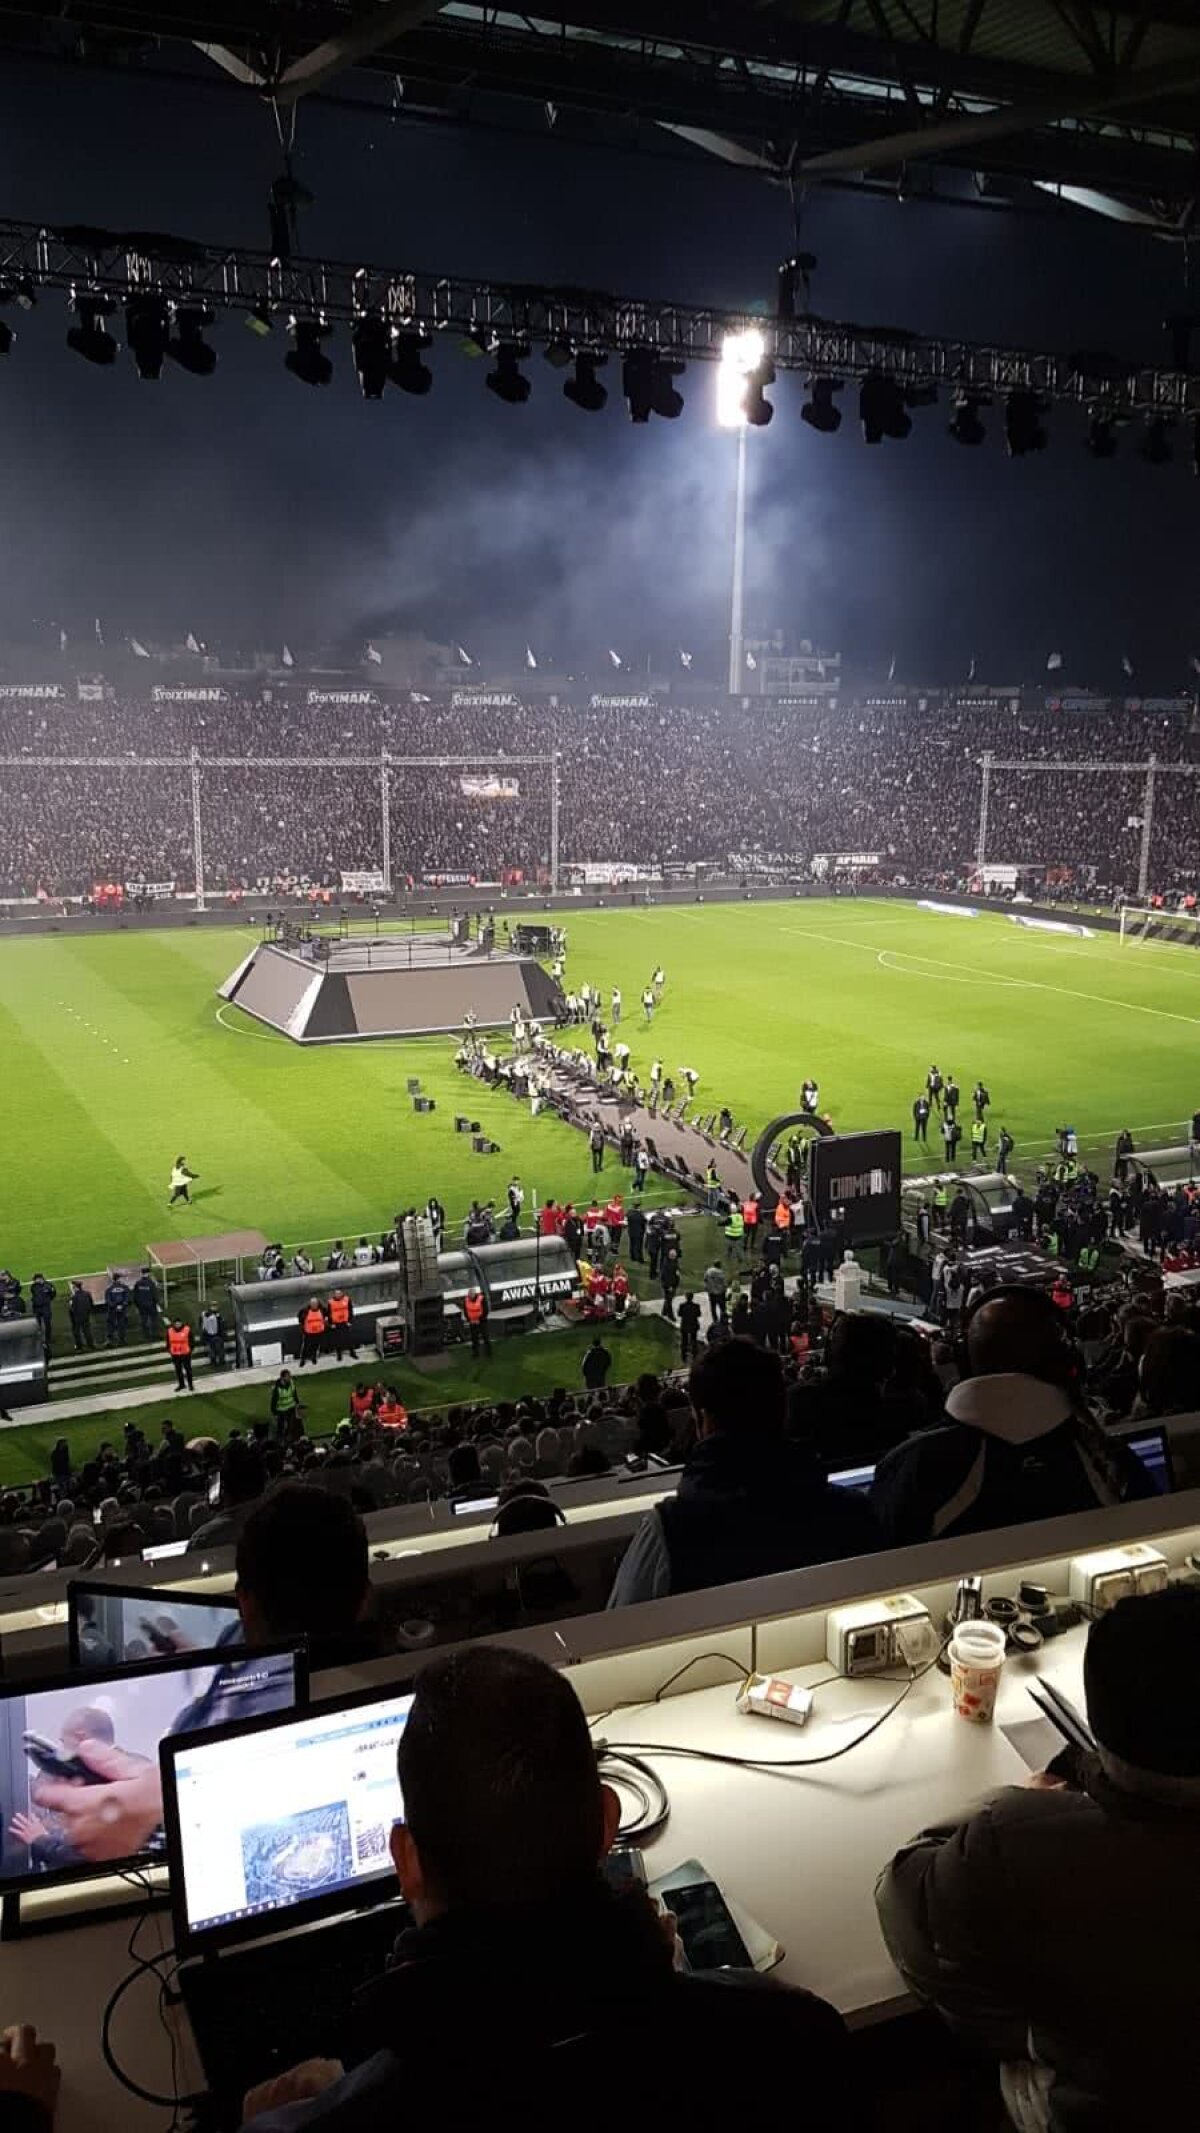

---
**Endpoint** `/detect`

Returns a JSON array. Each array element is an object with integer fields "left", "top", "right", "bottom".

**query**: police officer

[
  {"left": 166, "top": 1316, "right": 194, "bottom": 1391},
  {"left": 328, "top": 1287, "right": 357, "bottom": 1362},
  {"left": 68, "top": 1280, "right": 95, "bottom": 1351},
  {"left": 29, "top": 1273, "right": 56, "bottom": 1352},
  {"left": 463, "top": 1285, "right": 491, "bottom": 1358},
  {"left": 132, "top": 1268, "right": 161, "bottom": 1342},
  {"left": 104, "top": 1272, "right": 131, "bottom": 1347},
  {"left": 298, "top": 1296, "right": 327, "bottom": 1367}
]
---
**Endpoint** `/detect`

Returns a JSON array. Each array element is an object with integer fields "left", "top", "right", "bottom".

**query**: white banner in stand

[{"left": 340, "top": 870, "right": 387, "bottom": 894}]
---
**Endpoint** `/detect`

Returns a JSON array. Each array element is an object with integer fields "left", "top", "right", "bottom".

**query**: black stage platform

[{"left": 220, "top": 935, "right": 559, "bottom": 1043}]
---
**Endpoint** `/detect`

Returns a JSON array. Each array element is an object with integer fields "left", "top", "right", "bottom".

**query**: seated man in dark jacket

[
  {"left": 607, "top": 1338, "right": 879, "bottom": 1607},
  {"left": 870, "top": 1286, "right": 1152, "bottom": 1548},
  {"left": 241, "top": 1645, "right": 862, "bottom": 2128},
  {"left": 235, "top": 1484, "right": 384, "bottom": 1671},
  {"left": 876, "top": 1586, "right": 1200, "bottom": 2133},
  {"left": 786, "top": 1310, "right": 912, "bottom": 1471}
]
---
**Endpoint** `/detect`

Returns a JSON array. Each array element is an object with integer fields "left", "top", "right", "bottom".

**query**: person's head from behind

[
  {"left": 393, "top": 1646, "right": 618, "bottom": 1920},
  {"left": 688, "top": 1337, "right": 785, "bottom": 1443},
  {"left": 1138, "top": 1328, "right": 1200, "bottom": 1417},
  {"left": 220, "top": 1439, "right": 267, "bottom": 1510},
  {"left": 447, "top": 1443, "right": 481, "bottom": 1490},
  {"left": 61, "top": 1706, "right": 115, "bottom": 1754},
  {"left": 1084, "top": 1586, "right": 1200, "bottom": 1786},
  {"left": 963, "top": 1287, "right": 1073, "bottom": 1389},
  {"left": 826, "top": 1311, "right": 896, "bottom": 1388},
  {"left": 235, "top": 1483, "right": 368, "bottom": 1642}
]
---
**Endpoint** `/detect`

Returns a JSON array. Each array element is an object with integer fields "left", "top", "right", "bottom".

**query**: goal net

[{"left": 1118, "top": 906, "right": 1200, "bottom": 949}]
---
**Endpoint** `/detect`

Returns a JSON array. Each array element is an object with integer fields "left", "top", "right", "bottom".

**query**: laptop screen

[
  {"left": 1124, "top": 1428, "right": 1174, "bottom": 1496},
  {"left": 827, "top": 1461, "right": 877, "bottom": 1493},
  {"left": 164, "top": 1686, "right": 415, "bottom": 1954},
  {"left": 69, "top": 1581, "right": 243, "bottom": 1669},
  {"left": 0, "top": 1644, "right": 302, "bottom": 1897}
]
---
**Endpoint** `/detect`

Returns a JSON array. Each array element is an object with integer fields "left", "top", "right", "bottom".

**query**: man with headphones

[{"left": 870, "top": 1285, "right": 1153, "bottom": 1549}]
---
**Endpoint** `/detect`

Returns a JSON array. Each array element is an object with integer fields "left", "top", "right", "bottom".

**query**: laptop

[
  {"left": 68, "top": 1579, "right": 242, "bottom": 1669},
  {"left": 1120, "top": 1425, "right": 1175, "bottom": 1496},
  {"left": 161, "top": 1682, "right": 416, "bottom": 2119}
]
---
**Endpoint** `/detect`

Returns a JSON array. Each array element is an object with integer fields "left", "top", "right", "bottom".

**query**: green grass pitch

[{"left": 1, "top": 897, "right": 1197, "bottom": 1281}]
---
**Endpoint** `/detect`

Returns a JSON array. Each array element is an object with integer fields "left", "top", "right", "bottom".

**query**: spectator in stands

[
  {"left": 234, "top": 1484, "right": 380, "bottom": 1670},
  {"left": 870, "top": 1287, "right": 1152, "bottom": 1547},
  {"left": 877, "top": 1587, "right": 1200, "bottom": 2133},
  {"left": 1132, "top": 1327, "right": 1200, "bottom": 1419},
  {"left": 241, "top": 1645, "right": 860, "bottom": 2129},
  {"left": 190, "top": 1441, "right": 267, "bottom": 1549},
  {"left": 607, "top": 1340, "right": 879, "bottom": 1607},
  {"left": 787, "top": 1313, "right": 909, "bottom": 1473}
]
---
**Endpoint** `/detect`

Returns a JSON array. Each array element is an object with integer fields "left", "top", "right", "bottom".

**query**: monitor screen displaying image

[
  {"left": 0, "top": 1644, "right": 303, "bottom": 1897},
  {"left": 69, "top": 1581, "right": 242, "bottom": 1670}
]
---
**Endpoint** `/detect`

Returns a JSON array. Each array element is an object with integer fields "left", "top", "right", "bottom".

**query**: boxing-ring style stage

[{"left": 219, "top": 931, "right": 559, "bottom": 1044}]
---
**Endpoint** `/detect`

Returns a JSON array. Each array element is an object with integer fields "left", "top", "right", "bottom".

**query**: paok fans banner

[
  {"left": 306, "top": 689, "right": 377, "bottom": 707},
  {"left": 451, "top": 691, "right": 519, "bottom": 710},
  {"left": 124, "top": 880, "right": 176, "bottom": 900},
  {"left": 340, "top": 869, "right": 387, "bottom": 893},
  {"left": 588, "top": 694, "right": 657, "bottom": 711},
  {"left": 0, "top": 683, "right": 63, "bottom": 700},
  {"left": 459, "top": 774, "right": 520, "bottom": 801}
]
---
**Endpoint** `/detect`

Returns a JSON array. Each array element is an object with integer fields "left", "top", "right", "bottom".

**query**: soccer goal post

[{"left": 1118, "top": 905, "right": 1200, "bottom": 949}]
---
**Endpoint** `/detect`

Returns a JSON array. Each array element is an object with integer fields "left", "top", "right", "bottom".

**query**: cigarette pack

[{"left": 736, "top": 1672, "right": 813, "bottom": 1727}]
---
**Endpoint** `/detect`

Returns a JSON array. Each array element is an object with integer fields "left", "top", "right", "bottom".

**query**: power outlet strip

[
  {"left": 1068, "top": 1543, "right": 1169, "bottom": 1613},
  {"left": 826, "top": 1594, "right": 937, "bottom": 1676}
]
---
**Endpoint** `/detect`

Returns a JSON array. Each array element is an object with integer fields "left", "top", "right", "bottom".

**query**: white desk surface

[{"left": 0, "top": 1627, "right": 1087, "bottom": 2128}]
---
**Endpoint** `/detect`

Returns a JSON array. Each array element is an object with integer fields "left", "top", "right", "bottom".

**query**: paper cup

[{"left": 948, "top": 1621, "right": 1006, "bottom": 1724}]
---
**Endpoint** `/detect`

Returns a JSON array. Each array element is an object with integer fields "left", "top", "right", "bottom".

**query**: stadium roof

[{"left": 8, "top": 1, "right": 1200, "bottom": 227}]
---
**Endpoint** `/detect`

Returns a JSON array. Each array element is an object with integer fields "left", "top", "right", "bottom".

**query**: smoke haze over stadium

[{"left": 0, "top": 57, "right": 1193, "bottom": 680}]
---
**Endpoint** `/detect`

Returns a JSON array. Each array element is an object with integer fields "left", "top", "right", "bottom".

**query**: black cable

[
  {"left": 99, "top": 1877, "right": 205, "bottom": 2114},
  {"left": 596, "top": 1748, "right": 671, "bottom": 1845}
]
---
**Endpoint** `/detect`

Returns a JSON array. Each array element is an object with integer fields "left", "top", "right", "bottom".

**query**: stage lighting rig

[
  {"left": 352, "top": 313, "right": 391, "bottom": 399},
  {"left": 1005, "top": 389, "right": 1047, "bottom": 456},
  {"left": 623, "top": 346, "right": 685, "bottom": 422},
  {"left": 167, "top": 304, "right": 217, "bottom": 376},
  {"left": 391, "top": 329, "right": 433, "bottom": 395},
  {"left": 801, "top": 376, "right": 842, "bottom": 433},
  {"left": 948, "top": 391, "right": 988, "bottom": 445},
  {"left": 563, "top": 350, "right": 607, "bottom": 412},
  {"left": 66, "top": 292, "right": 118, "bottom": 367},
  {"left": 1140, "top": 416, "right": 1172, "bottom": 465},
  {"left": 859, "top": 372, "right": 910, "bottom": 443},
  {"left": 285, "top": 316, "right": 333, "bottom": 386},
  {"left": 486, "top": 340, "right": 532, "bottom": 404},
  {"left": 124, "top": 293, "right": 170, "bottom": 380}
]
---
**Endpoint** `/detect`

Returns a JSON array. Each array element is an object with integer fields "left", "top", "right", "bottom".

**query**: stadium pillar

[
  {"left": 190, "top": 745, "right": 207, "bottom": 911},
  {"left": 550, "top": 752, "right": 560, "bottom": 892},
  {"left": 381, "top": 749, "right": 392, "bottom": 893},
  {"left": 1138, "top": 754, "right": 1157, "bottom": 899},
  {"left": 727, "top": 420, "right": 747, "bottom": 697},
  {"left": 975, "top": 751, "right": 992, "bottom": 874}
]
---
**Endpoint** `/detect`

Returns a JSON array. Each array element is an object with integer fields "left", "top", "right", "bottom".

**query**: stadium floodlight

[
  {"left": 1085, "top": 409, "right": 1119, "bottom": 458},
  {"left": 1005, "top": 389, "right": 1047, "bottom": 456},
  {"left": 859, "top": 372, "right": 910, "bottom": 444},
  {"left": 167, "top": 304, "right": 217, "bottom": 377},
  {"left": 801, "top": 376, "right": 842, "bottom": 433},
  {"left": 66, "top": 292, "right": 118, "bottom": 367},
  {"left": 623, "top": 345, "right": 685, "bottom": 422},
  {"left": 717, "top": 328, "right": 772, "bottom": 428},
  {"left": 948, "top": 391, "right": 988, "bottom": 446},
  {"left": 285, "top": 317, "right": 333, "bottom": 386},
  {"left": 352, "top": 314, "right": 391, "bottom": 399},
  {"left": 563, "top": 350, "right": 608, "bottom": 413},
  {"left": 390, "top": 329, "right": 433, "bottom": 395},
  {"left": 124, "top": 293, "right": 170, "bottom": 381},
  {"left": 486, "top": 340, "right": 532, "bottom": 405},
  {"left": 1140, "top": 416, "right": 1172, "bottom": 465}
]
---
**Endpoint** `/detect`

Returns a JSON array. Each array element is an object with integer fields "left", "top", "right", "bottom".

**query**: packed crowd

[{"left": 2, "top": 691, "right": 1198, "bottom": 896}]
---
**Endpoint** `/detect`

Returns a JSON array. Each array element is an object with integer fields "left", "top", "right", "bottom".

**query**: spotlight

[
  {"left": 391, "top": 329, "right": 433, "bottom": 396},
  {"left": 1004, "top": 389, "right": 1047, "bottom": 456},
  {"left": 543, "top": 336, "right": 573, "bottom": 371},
  {"left": 167, "top": 304, "right": 217, "bottom": 377},
  {"left": 563, "top": 350, "right": 608, "bottom": 413},
  {"left": 124, "top": 293, "right": 170, "bottom": 380},
  {"left": 0, "top": 320, "right": 13, "bottom": 357},
  {"left": 622, "top": 347, "right": 684, "bottom": 422},
  {"left": 285, "top": 317, "right": 333, "bottom": 387},
  {"left": 717, "top": 328, "right": 771, "bottom": 427},
  {"left": 245, "top": 303, "right": 273, "bottom": 338},
  {"left": 1140, "top": 416, "right": 1172, "bottom": 465},
  {"left": 743, "top": 355, "right": 775, "bottom": 428},
  {"left": 1085, "top": 409, "right": 1118, "bottom": 458},
  {"left": 948, "top": 392, "right": 988, "bottom": 446},
  {"left": 352, "top": 314, "right": 391, "bottom": 399},
  {"left": 486, "top": 340, "right": 531, "bottom": 405},
  {"left": 801, "top": 376, "right": 842, "bottom": 433},
  {"left": 66, "top": 293, "right": 118, "bottom": 367},
  {"left": 859, "top": 372, "right": 910, "bottom": 443}
]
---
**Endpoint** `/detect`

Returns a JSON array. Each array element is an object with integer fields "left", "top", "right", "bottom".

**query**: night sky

[{"left": 0, "top": 55, "right": 1194, "bottom": 684}]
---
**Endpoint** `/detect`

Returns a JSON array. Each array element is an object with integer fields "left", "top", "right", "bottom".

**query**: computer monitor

[
  {"left": 162, "top": 1682, "right": 415, "bottom": 1957},
  {"left": 68, "top": 1581, "right": 243, "bottom": 1670},
  {"left": 0, "top": 1643, "right": 304, "bottom": 1898}
]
